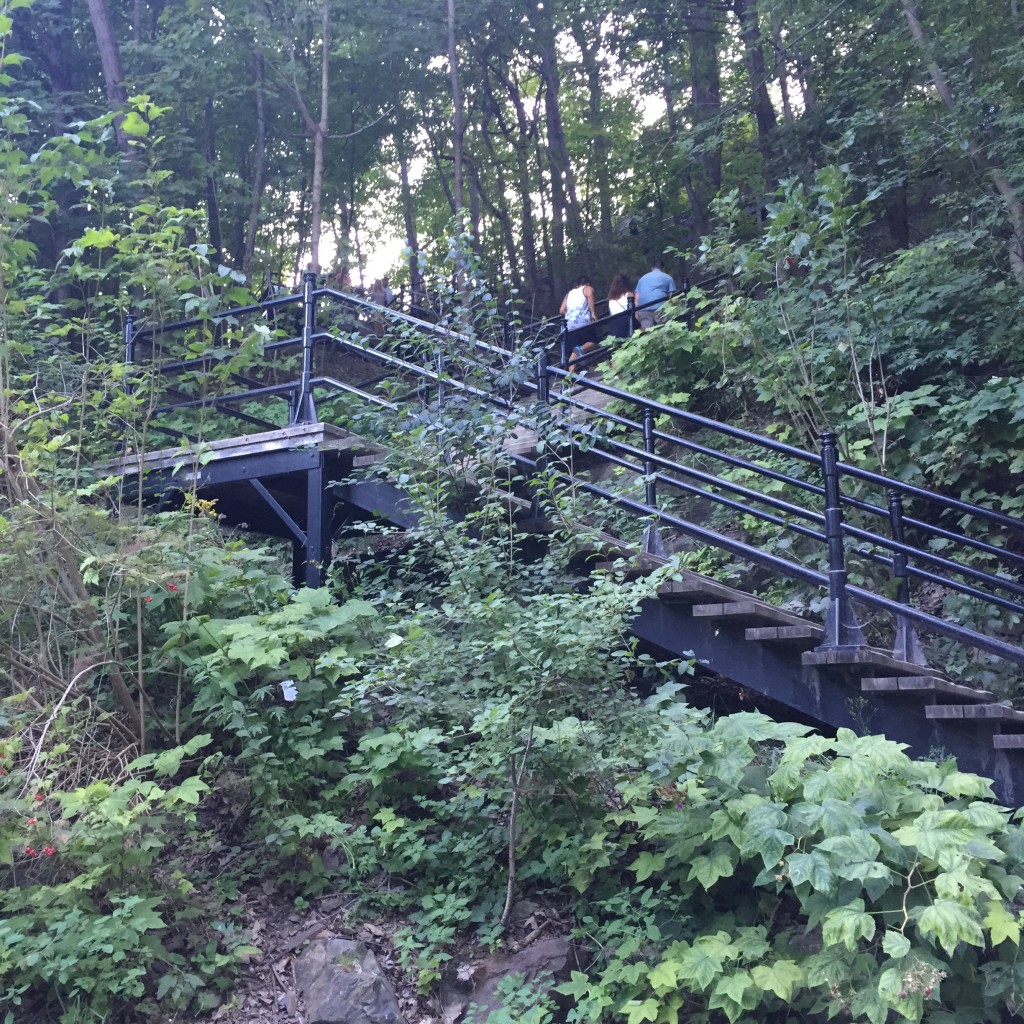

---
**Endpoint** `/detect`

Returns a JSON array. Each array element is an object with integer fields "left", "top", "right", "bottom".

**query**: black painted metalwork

[
  {"left": 641, "top": 407, "right": 663, "bottom": 556},
  {"left": 888, "top": 490, "right": 928, "bottom": 665},
  {"left": 294, "top": 270, "right": 318, "bottom": 424},
  {"left": 123, "top": 281, "right": 1024, "bottom": 676},
  {"left": 818, "top": 431, "right": 867, "bottom": 650}
]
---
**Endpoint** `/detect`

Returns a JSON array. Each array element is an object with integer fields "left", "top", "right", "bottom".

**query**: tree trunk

[
  {"left": 685, "top": 0, "right": 723, "bottom": 228},
  {"left": 396, "top": 136, "right": 423, "bottom": 305},
  {"left": 572, "top": 21, "right": 612, "bottom": 236},
  {"left": 478, "top": 119, "right": 523, "bottom": 294},
  {"left": 83, "top": 0, "right": 134, "bottom": 154},
  {"left": 243, "top": 47, "right": 268, "bottom": 276},
  {"left": 204, "top": 95, "right": 222, "bottom": 265},
  {"left": 487, "top": 58, "right": 540, "bottom": 298},
  {"left": 734, "top": 0, "right": 777, "bottom": 177},
  {"left": 901, "top": 0, "right": 1024, "bottom": 281},
  {"left": 307, "top": 0, "right": 330, "bottom": 273},
  {"left": 771, "top": 9, "right": 795, "bottom": 125},
  {"left": 447, "top": 0, "right": 465, "bottom": 214},
  {"left": 536, "top": 19, "right": 584, "bottom": 276}
]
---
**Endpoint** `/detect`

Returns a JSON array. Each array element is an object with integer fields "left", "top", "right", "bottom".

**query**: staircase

[{"left": 111, "top": 274, "right": 1024, "bottom": 803}]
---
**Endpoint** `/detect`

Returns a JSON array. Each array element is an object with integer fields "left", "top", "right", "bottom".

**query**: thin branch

[{"left": 500, "top": 727, "right": 534, "bottom": 929}]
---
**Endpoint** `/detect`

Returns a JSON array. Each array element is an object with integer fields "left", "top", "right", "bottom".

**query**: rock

[
  {"left": 440, "top": 937, "right": 573, "bottom": 1023},
  {"left": 295, "top": 937, "right": 408, "bottom": 1024}
]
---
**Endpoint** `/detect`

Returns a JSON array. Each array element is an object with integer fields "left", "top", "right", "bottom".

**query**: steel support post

[
  {"left": 641, "top": 407, "right": 664, "bottom": 555},
  {"left": 816, "top": 431, "right": 866, "bottom": 650},
  {"left": 626, "top": 295, "right": 635, "bottom": 338},
  {"left": 303, "top": 454, "right": 331, "bottom": 588},
  {"left": 292, "top": 270, "right": 318, "bottom": 424},
  {"left": 558, "top": 320, "right": 568, "bottom": 368},
  {"left": 529, "top": 349, "right": 550, "bottom": 522},
  {"left": 887, "top": 491, "right": 928, "bottom": 665},
  {"left": 124, "top": 314, "right": 135, "bottom": 395}
]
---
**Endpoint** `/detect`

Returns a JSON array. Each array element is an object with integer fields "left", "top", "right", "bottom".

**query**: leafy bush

[
  {"left": 0, "top": 718, "right": 254, "bottom": 1022},
  {"left": 556, "top": 703, "right": 1024, "bottom": 1024}
]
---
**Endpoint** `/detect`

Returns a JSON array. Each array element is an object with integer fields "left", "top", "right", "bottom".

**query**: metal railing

[{"left": 124, "top": 274, "right": 1024, "bottom": 671}]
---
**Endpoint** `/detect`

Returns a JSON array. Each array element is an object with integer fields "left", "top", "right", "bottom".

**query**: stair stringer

[{"left": 328, "top": 468, "right": 1023, "bottom": 805}]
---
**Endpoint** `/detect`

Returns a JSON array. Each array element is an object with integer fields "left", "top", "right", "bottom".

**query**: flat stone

[
  {"left": 441, "top": 937, "right": 573, "bottom": 1023},
  {"left": 294, "top": 938, "right": 407, "bottom": 1024}
]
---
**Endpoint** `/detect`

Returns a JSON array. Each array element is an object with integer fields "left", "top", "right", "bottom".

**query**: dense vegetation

[{"left": 2, "top": 0, "right": 1024, "bottom": 1021}]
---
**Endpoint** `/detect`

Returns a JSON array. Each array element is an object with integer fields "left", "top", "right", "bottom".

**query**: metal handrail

[{"left": 125, "top": 277, "right": 1024, "bottom": 670}]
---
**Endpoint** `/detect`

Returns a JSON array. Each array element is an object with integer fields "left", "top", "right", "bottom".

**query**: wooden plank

[
  {"left": 802, "top": 648, "right": 937, "bottom": 677},
  {"left": 658, "top": 579, "right": 735, "bottom": 604},
  {"left": 993, "top": 734, "right": 1024, "bottom": 749},
  {"left": 926, "top": 704, "right": 1024, "bottom": 722},
  {"left": 926, "top": 705, "right": 964, "bottom": 719},
  {"left": 862, "top": 677, "right": 900, "bottom": 692},
  {"left": 503, "top": 425, "right": 539, "bottom": 456},
  {"left": 105, "top": 423, "right": 370, "bottom": 476},
  {"left": 962, "top": 704, "right": 1024, "bottom": 722},
  {"left": 693, "top": 601, "right": 814, "bottom": 627},
  {"left": 859, "top": 676, "right": 993, "bottom": 702},
  {"left": 657, "top": 570, "right": 752, "bottom": 605},
  {"left": 745, "top": 624, "right": 824, "bottom": 646}
]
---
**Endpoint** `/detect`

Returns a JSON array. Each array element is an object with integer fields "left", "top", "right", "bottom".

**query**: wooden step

[
  {"left": 993, "top": 735, "right": 1024, "bottom": 749},
  {"left": 692, "top": 600, "right": 813, "bottom": 628},
  {"left": 745, "top": 624, "right": 824, "bottom": 647},
  {"left": 503, "top": 425, "right": 539, "bottom": 456},
  {"left": 861, "top": 676, "right": 993, "bottom": 702},
  {"left": 657, "top": 576, "right": 740, "bottom": 605},
  {"left": 802, "top": 647, "right": 937, "bottom": 677},
  {"left": 594, "top": 555, "right": 666, "bottom": 580},
  {"left": 925, "top": 704, "right": 1024, "bottom": 723}
]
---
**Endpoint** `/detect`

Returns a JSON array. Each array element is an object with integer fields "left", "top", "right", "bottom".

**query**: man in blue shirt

[{"left": 634, "top": 258, "right": 676, "bottom": 329}]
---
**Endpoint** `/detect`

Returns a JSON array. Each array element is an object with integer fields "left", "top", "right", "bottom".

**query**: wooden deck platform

[{"left": 107, "top": 423, "right": 384, "bottom": 587}]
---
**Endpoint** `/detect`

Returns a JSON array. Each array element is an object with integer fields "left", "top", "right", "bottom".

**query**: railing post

[
  {"left": 536, "top": 347, "right": 550, "bottom": 406},
  {"left": 502, "top": 318, "right": 514, "bottom": 352},
  {"left": 816, "top": 431, "right": 866, "bottom": 650},
  {"left": 887, "top": 491, "right": 928, "bottom": 665},
  {"left": 292, "top": 269, "right": 318, "bottom": 424},
  {"left": 558, "top": 318, "right": 568, "bottom": 368},
  {"left": 124, "top": 314, "right": 135, "bottom": 398},
  {"left": 642, "top": 406, "right": 664, "bottom": 556},
  {"left": 626, "top": 294, "right": 636, "bottom": 338},
  {"left": 528, "top": 348, "right": 550, "bottom": 522}
]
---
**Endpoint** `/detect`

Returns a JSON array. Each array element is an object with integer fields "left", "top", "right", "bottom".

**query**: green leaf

[
  {"left": 983, "top": 901, "right": 1020, "bottom": 947},
  {"left": 916, "top": 899, "right": 985, "bottom": 955},
  {"left": 675, "top": 933, "right": 738, "bottom": 990},
  {"left": 120, "top": 111, "right": 150, "bottom": 137},
  {"left": 631, "top": 851, "right": 666, "bottom": 882},
  {"left": 822, "top": 900, "right": 875, "bottom": 950},
  {"left": 79, "top": 226, "right": 117, "bottom": 249},
  {"left": 688, "top": 846, "right": 736, "bottom": 889},
  {"left": 709, "top": 970, "right": 757, "bottom": 1023},
  {"left": 621, "top": 997, "right": 659, "bottom": 1024},
  {"left": 881, "top": 930, "right": 912, "bottom": 959},
  {"left": 751, "top": 960, "right": 805, "bottom": 1001},
  {"left": 167, "top": 776, "right": 209, "bottom": 805},
  {"left": 646, "top": 960, "right": 679, "bottom": 994},
  {"left": 786, "top": 850, "right": 835, "bottom": 892}
]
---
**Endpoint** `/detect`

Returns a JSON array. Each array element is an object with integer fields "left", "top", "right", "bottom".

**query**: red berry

[
  {"left": 34, "top": 793, "right": 44, "bottom": 802},
  {"left": 899, "top": 991, "right": 907, "bottom": 999},
  {"left": 25, "top": 846, "right": 37, "bottom": 857},
  {"left": 43, "top": 846, "right": 56, "bottom": 856},
  {"left": 0, "top": 768, "right": 7, "bottom": 775},
  {"left": 168, "top": 583, "right": 178, "bottom": 591},
  {"left": 27, "top": 817, "right": 36, "bottom": 826},
  {"left": 144, "top": 596, "right": 153, "bottom": 603},
  {"left": 924, "top": 987, "right": 932, "bottom": 998}
]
